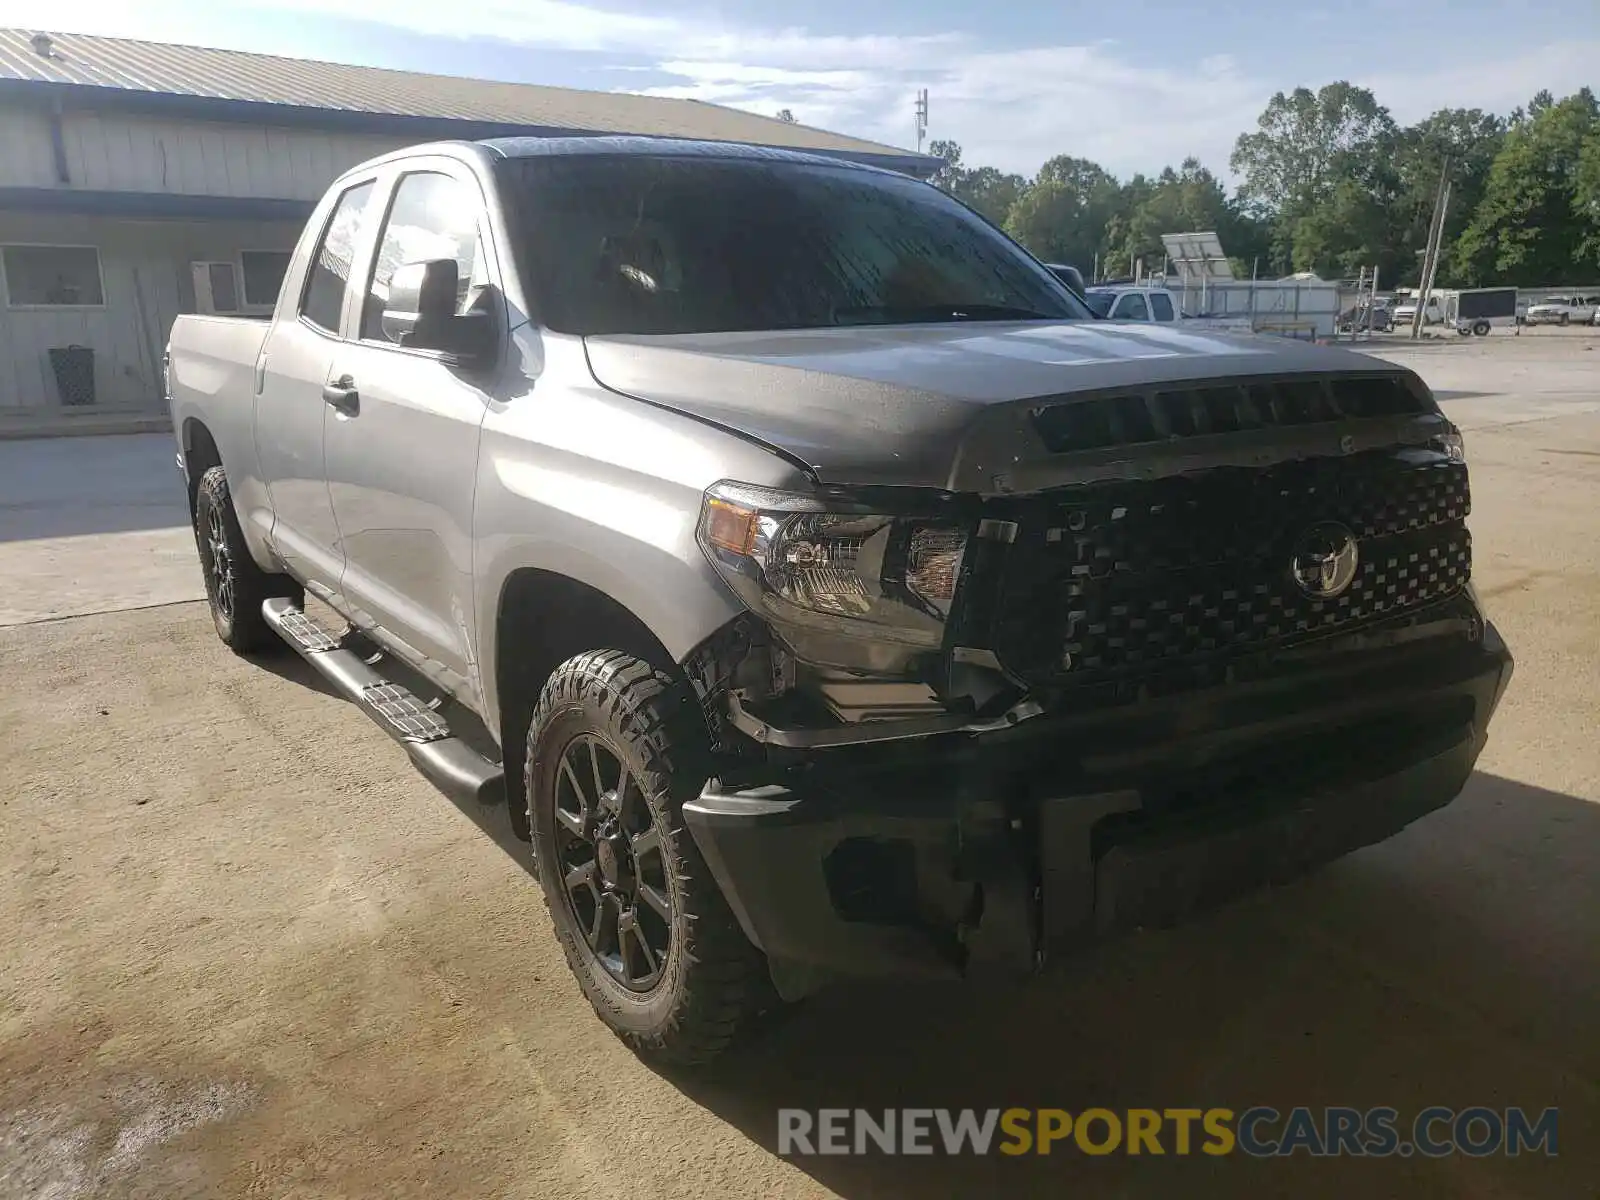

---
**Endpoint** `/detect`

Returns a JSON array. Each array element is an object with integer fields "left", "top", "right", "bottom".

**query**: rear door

[
  {"left": 255, "top": 178, "right": 378, "bottom": 591},
  {"left": 321, "top": 159, "right": 501, "bottom": 702},
  {"left": 1148, "top": 291, "right": 1177, "bottom": 322}
]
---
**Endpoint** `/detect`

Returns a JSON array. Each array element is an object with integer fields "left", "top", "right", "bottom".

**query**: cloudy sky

[{"left": 3, "top": 0, "right": 1595, "bottom": 179}]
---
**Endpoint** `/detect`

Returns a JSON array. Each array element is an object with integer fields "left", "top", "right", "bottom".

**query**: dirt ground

[{"left": 2, "top": 331, "right": 1597, "bottom": 1198}]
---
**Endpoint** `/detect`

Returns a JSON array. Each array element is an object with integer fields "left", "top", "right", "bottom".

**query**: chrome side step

[{"left": 262, "top": 598, "right": 503, "bottom": 807}]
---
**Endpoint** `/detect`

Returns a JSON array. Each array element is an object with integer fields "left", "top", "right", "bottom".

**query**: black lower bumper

[{"left": 683, "top": 624, "right": 1513, "bottom": 995}]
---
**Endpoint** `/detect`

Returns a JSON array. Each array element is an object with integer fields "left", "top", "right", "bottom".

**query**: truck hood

[{"left": 583, "top": 321, "right": 1422, "bottom": 492}]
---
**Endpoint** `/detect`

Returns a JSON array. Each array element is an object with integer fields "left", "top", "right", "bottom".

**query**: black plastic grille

[
  {"left": 988, "top": 450, "right": 1471, "bottom": 686},
  {"left": 1030, "top": 375, "right": 1429, "bottom": 454}
]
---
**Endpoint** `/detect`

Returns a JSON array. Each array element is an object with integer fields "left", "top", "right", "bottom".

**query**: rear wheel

[
  {"left": 526, "top": 650, "right": 768, "bottom": 1064},
  {"left": 1472, "top": 320, "right": 1491, "bottom": 337},
  {"left": 1559, "top": 313, "right": 1570, "bottom": 326},
  {"left": 193, "top": 466, "right": 302, "bottom": 653}
]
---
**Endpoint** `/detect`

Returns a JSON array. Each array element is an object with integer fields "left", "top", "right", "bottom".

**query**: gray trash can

[{"left": 49, "top": 345, "right": 96, "bottom": 407}]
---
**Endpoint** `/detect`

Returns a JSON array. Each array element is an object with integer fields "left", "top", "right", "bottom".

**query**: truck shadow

[
  {"left": 250, "top": 645, "right": 533, "bottom": 865},
  {"left": 659, "top": 770, "right": 1600, "bottom": 1197}
]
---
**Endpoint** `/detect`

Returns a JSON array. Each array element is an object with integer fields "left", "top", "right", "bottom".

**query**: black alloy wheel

[
  {"left": 551, "top": 732, "right": 673, "bottom": 992},
  {"left": 192, "top": 465, "right": 301, "bottom": 653}
]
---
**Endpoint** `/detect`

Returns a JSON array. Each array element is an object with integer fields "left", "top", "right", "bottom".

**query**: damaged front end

[{"left": 676, "top": 373, "right": 1513, "bottom": 1001}]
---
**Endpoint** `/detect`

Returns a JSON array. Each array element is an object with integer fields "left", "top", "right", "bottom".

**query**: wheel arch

[
  {"left": 492, "top": 568, "right": 690, "bottom": 840},
  {"left": 181, "top": 416, "right": 222, "bottom": 517}
]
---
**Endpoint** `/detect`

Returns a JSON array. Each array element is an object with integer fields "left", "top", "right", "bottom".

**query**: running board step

[{"left": 262, "top": 598, "right": 503, "bottom": 807}]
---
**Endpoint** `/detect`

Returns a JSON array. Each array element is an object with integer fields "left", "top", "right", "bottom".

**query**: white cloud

[
  {"left": 9, "top": 0, "right": 1598, "bottom": 180},
  {"left": 1356, "top": 40, "right": 1600, "bottom": 126}
]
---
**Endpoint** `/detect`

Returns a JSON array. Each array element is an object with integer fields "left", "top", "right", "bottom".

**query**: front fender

[{"left": 470, "top": 336, "right": 808, "bottom": 732}]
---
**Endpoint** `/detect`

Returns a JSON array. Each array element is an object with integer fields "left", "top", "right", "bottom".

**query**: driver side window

[{"left": 361, "top": 171, "right": 487, "bottom": 344}]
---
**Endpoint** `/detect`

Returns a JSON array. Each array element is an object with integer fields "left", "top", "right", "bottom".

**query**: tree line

[{"left": 929, "top": 84, "right": 1600, "bottom": 288}]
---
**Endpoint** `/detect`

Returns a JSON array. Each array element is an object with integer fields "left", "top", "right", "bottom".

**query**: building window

[
  {"left": 3, "top": 245, "right": 104, "bottom": 307},
  {"left": 241, "top": 250, "right": 292, "bottom": 309}
]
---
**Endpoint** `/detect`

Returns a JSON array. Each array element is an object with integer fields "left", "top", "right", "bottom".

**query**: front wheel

[
  {"left": 193, "top": 466, "right": 302, "bottom": 653},
  {"left": 526, "top": 650, "right": 768, "bottom": 1064}
]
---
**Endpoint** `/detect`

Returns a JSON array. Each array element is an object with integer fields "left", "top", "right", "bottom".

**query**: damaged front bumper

[{"left": 683, "top": 622, "right": 1513, "bottom": 1000}]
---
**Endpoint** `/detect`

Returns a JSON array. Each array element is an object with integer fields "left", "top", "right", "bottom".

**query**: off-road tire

[
  {"left": 193, "top": 466, "right": 302, "bottom": 654},
  {"left": 526, "top": 650, "right": 767, "bottom": 1065}
]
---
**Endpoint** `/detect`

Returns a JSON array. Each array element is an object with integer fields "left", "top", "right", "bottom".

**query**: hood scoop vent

[{"left": 1030, "top": 374, "right": 1430, "bottom": 455}]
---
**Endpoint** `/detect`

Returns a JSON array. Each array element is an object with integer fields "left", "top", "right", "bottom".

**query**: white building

[{"left": 0, "top": 29, "right": 935, "bottom": 426}]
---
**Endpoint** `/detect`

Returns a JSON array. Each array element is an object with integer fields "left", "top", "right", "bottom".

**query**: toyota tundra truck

[{"left": 165, "top": 136, "right": 1512, "bottom": 1064}]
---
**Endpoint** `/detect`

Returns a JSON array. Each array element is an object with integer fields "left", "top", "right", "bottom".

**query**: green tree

[
  {"left": 1290, "top": 177, "right": 1396, "bottom": 277},
  {"left": 1106, "top": 159, "right": 1237, "bottom": 275},
  {"left": 1577, "top": 125, "right": 1600, "bottom": 268},
  {"left": 1003, "top": 156, "right": 1120, "bottom": 269},
  {"left": 926, "top": 138, "right": 965, "bottom": 192},
  {"left": 954, "top": 165, "right": 1029, "bottom": 225},
  {"left": 924, "top": 139, "right": 1030, "bottom": 226},
  {"left": 1231, "top": 82, "right": 1395, "bottom": 216},
  {"left": 1455, "top": 89, "right": 1599, "bottom": 284},
  {"left": 1392, "top": 109, "right": 1505, "bottom": 284}
]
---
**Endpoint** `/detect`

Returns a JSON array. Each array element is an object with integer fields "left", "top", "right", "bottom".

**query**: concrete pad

[
  {"left": 0, "top": 331, "right": 1597, "bottom": 1196},
  {"left": 0, "top": 433, "right": 201, "bottom": 625}
]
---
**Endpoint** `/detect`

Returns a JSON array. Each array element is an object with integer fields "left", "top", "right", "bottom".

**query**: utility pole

[
  {"left": 1412, "top": 157, "right": 1451, "bottom": 340},
  {"left": 914, "top": 89, "right": 928, "bottom": 153}
]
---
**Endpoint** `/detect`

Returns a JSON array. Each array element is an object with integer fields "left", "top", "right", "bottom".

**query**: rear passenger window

[
  {"left": 300, "top": 181, "right": 375, "bottom": 334},
  {"left": 361, "top": 172, "right": 487, "bottom": 343},
  {"left": 1150, "top": 292, "right": 1175, "bottom": 321},
  {"left": 1115, "top": 293, "right": 1149, "bottom": 321}
]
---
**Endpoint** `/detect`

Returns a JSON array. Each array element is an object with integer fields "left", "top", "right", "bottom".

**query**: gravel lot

[{"left": 3, "top": 330, "right": 1597, "bottom": 1198}]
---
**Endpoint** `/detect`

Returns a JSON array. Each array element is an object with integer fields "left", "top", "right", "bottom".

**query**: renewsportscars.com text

[{"left": 777, "top": 1106, "right": 1559, "bottom": 1158}]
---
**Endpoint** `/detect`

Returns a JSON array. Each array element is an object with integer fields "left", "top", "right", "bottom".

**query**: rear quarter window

[{"left": 300, "top": 181, "right": 376, "bottom": 334}]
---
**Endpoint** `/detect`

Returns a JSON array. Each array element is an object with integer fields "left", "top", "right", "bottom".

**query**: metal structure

[
  {"left": 1160, "top": 231, "right": 1234, "bottom": 283},
  {"left": 1334, "top": 267, "right": 1383, "bottom": 341},
  {"left": 1411, "top": 158, "right": 1452, "bottom": 340},
  {"left": 914, "top": 89, "right": 928, "bottom": 153}
]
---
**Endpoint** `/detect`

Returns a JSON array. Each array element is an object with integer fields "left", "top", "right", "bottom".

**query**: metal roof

[{"left": 0, "top": 28, "right": 933, "bottom": 169}]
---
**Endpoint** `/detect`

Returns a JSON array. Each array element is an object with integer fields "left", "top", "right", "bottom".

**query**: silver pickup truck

[{"left": 166, "top": 136, "right": 1512, "bottom": 1064}]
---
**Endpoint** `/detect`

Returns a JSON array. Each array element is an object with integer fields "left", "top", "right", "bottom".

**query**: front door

[
  {"left": 255, "top": 179, "right": 377, "bottom": 593},
  {"left": 321, "top": 163, "right": 499, "bottom": 702}
]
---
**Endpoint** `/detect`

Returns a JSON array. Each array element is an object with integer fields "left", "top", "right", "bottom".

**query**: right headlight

[{"left": 695, "top": 481, "right": 969, "bottom": 649}]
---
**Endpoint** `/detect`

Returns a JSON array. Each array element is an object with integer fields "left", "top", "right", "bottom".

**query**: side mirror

[{"left": 381, "top": 259, "right": 495, "bottom": 367}]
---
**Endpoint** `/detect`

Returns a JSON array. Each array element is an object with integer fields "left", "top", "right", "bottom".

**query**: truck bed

[{"left": 167, "top": 315, "right": 270, "bottom": 421}]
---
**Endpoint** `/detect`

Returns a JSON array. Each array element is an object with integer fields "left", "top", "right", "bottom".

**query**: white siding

[
  {"left": 0, "top": 100, "right": 416, "bottom": 416},
  {"left": 0, "top": 104, "right": 406, "bottom": 200},
  {"left": 0, "top": 213, "right": 302, "bottom": 412},
  {"left": 0, "top": 106, "right": 60, "bottom": 187}
]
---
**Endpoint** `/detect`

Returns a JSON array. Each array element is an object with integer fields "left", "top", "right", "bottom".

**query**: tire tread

[{"left": 526, "top": 649, "right": 767, "bottom": 1065}]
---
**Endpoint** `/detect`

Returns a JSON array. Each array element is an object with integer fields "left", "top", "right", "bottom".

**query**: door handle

[{"left": 322, "top": 375, "right": 359, "bottom": 416}]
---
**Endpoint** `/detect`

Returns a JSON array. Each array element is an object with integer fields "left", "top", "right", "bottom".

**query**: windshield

[
  {"left": 497, "top": 154, "right": 1091, "bottom": 335},
  {"left": 1082, "top": 292, "right": 1116, "bottom": 317}
]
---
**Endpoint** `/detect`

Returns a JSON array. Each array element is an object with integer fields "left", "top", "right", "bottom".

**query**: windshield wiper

[{"left": 833, "top": 303, "right": 1061, "bottom": 325}]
